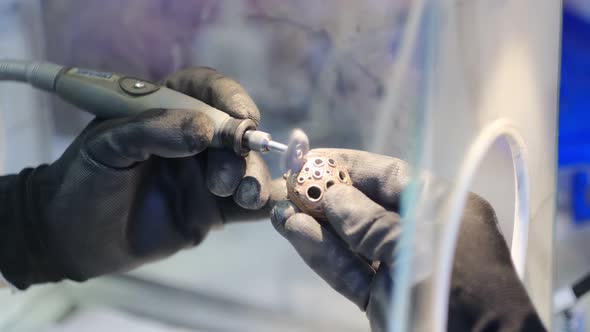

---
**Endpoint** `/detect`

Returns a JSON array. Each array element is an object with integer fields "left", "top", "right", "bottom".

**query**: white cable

[{"left": 429, "top": 118, "right": 530, "bottom": 332}]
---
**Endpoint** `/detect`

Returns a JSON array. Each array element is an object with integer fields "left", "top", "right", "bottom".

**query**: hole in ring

[
  {"left": 297, "top": 177, "right": 305, "bottom": 183},
  {"left": 306, "top": 185, "right": 323, "bottom": 201},
  {"left": 314, "top": 158, "right": 325, "bottom": 167},
  {"left": 328, "top": 158, "right": 336, "bottom": 167},
  {"left": 305, "top": 167, "right": 310, "bottom": 172},
  {"left": 339, "top": 171, "right": 347, "bottom": 181}
]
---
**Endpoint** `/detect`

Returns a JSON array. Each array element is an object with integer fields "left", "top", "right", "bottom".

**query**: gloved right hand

[
  {"left": 0, "top": 67, "right": 284, "bottom": 290},
  {"left": 271, "top": 149, "right": 545, "bottom": 332}
]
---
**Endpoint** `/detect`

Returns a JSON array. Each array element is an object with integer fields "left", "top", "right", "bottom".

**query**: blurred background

[{"left": 0, "top": 0, "right": 575, "bottom": 331}]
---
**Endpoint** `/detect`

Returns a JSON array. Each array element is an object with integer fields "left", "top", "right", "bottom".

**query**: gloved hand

[
  {"left": 0, "top": 67, "right": 285, "bottom": 289},
  {"left": 271, "top": 149, "right": 545, "bottom": 332}
]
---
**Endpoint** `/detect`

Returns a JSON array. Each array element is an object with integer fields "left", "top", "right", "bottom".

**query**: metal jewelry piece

[{"left": 285, "top": 153, "right": 352, "bottom": 220}]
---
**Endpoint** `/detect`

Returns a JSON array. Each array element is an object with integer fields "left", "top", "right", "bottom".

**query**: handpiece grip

[{"left": 55, "top": 67, "right": 255, "bottom": 154}]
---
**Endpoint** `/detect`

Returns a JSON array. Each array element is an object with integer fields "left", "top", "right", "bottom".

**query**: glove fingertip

[
  {"left": 233, "top": 152, "right": 272, "bottom": 209},
  {"left": 234, "top": 175, "right": 269, "bottom": 210},
  {"left": 270, "top": 200, "right": 299, "bottom": 233},
  {"left": 206, "top": 150, "right": 246, "bottom": 197},
  {"left": 172, "top": 108, "right": 215, "bottom": 154},
  {"left": 268, "top": 178, "right": 288, "bottom": 205},
  {"left": 323, "top": 184, "right": 364, "bottom": 219},
  {"left": 165, "top": 67, "right": 261, "bottom": 124},
  {"left": 225, "top": 93, "right": 261, "bottom": 125},
  {"left": 324, "top": 183, "right": 356, "bottom": 204},
  {"left": 207, "top": 177, "right": 236, "bottom": 197}
]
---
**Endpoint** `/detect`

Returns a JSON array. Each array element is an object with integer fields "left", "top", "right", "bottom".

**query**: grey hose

[{"left": 0, "top": 60, "right": 63, "bottom": 92}]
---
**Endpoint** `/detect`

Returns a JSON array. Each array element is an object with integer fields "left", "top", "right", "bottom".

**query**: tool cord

[{"left": 0, "top": 60, "right": 62, "bottom": 92}]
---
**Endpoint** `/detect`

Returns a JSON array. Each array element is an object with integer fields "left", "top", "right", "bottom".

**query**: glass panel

[{"left": 403, "top": 1, "right": 561, "bottom": 330}]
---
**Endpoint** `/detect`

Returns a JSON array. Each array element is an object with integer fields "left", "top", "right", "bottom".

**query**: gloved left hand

[
  {"left": 271, "top": 149, "right": 544, "bottom": 332},
  {"left": 0, "top": 67, "right": 284, "bottom": 289}
]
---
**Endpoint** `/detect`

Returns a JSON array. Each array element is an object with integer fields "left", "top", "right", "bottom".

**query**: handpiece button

[{"left": 119, "top": 77, "right": 159, "bottom": 96}]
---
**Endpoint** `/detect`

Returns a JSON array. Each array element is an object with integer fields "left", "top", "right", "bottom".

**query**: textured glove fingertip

[
  {"left": 233, "top": 152, "right": 271, "bottom": 209},
  {"left": 206, "top": 150, "right": 246, "bottom": 197},
  {"left": 163, "top": 67, "right": 261, "bottom": 124},
  {"left": 177, "top": 109, "right": 215, "bottom": 154},
  {"left": 223, "top": 91, "right": 261, "bottom": 124},
  {"left": 234, "top": 176, "right": 268, "bottom": 210},
  {"left": 268, "top": 178, "right": 288, "bottom": 206},
  {"left": 323, "top": 183, "right": 355, "bottom": 209},
  {"left": 270, "top": 201, "right": 299, "bottom": 234}
]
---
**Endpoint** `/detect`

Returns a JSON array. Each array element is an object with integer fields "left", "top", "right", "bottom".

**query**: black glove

[
  {"left": 271, "top": 149, "right": 545, "bottom": 332},
  {"left": 0, "top": 67, "right": 284, "bottom": 289}
]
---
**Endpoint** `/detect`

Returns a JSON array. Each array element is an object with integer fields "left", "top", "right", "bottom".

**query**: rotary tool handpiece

[{"left": 0, "top": 61, "right": 284, "bottom": 156}]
